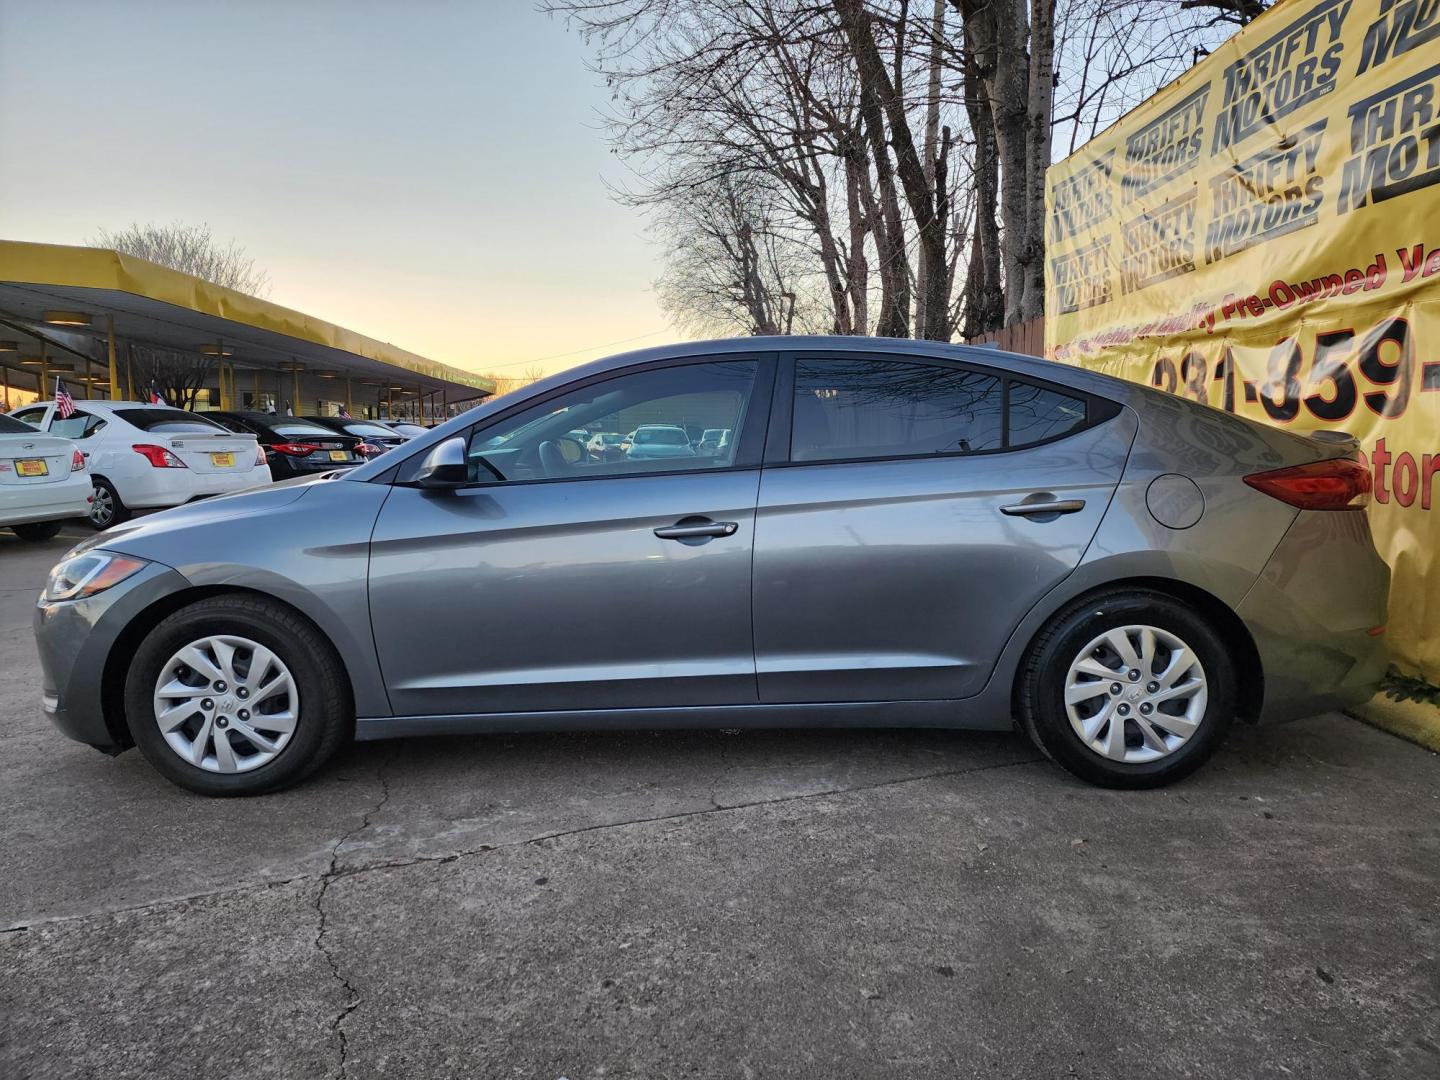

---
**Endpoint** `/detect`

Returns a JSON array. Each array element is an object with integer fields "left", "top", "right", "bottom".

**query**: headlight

[{"left": 43, "top": 551, "right": 149, "bottom": 603}]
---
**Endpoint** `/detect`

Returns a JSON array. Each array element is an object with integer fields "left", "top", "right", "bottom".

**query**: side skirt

[{"left": 355, "top": 698, "right": 1014, "bottom": 741}]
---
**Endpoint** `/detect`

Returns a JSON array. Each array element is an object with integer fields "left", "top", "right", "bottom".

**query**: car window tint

[
  {"left": 11, "top": 408, "right": 47, "bottom": 429},
  {"left": 113, "top": 407, "right": 228, "bottom": 434},
  {"left": 792, "top": 358, "right": 1002, "bottom": 462},
  {"left": 0, "top": 414, "right": 35, "bottom": 434},
  {"left": 1008, "top": 383, "right": 1088, "bottom": 447},
  {"left": 465, "top": 360, "right": 757, "bottom": 483}
]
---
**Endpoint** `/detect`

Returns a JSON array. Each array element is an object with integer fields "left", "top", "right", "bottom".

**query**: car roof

[
  {"left": 22, "top": 400, "right": 178, "bottom": 414},
  {"left": 346, "top": 335, "right": 1177, "bottom": 483}
]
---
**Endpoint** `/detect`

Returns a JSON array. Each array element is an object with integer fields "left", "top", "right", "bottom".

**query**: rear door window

[
  {"left": 791, "top": 358, "right": 1003, "bottom": 462},
  {"left": 789, "top": 357, "right": 1102, "bottom": 463},
  {"left": 50, "top": 411, "right": 107, "bottom": 440}
]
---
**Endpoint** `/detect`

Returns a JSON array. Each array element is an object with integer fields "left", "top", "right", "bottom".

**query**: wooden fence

[{"left": 965, "top": 316, "right": 1044, "bottom": 358}]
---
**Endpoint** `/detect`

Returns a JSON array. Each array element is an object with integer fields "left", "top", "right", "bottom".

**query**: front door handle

[
  {"left": 1000, "top": 498, "right": 1086, "bottom": 517},
  {"left": 654, "top": 520, "right": 739, "bottom": 540}
]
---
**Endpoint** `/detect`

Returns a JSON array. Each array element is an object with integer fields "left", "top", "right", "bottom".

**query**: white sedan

[
  {"left": 8, "top": 401, "right": 271, "bottom": 529},
  {"left": 0, "top": 413, "right": 90, "bottom": 540}
]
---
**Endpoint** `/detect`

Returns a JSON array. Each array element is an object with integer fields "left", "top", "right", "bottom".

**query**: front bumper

[
  {"left": 1238, "top": 509, "right": 1391, "bottom": 723},
  {"left": 35, "top": 559, "right": 191, "bottom": 753}
]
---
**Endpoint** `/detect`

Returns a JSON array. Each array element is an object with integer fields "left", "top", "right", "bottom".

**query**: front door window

[{"left": 462, "top": 360, "right": 759, "bottom": 484}]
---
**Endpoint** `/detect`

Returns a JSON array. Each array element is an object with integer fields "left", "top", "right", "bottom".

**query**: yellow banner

[{"left": 1045, "top": 0, "right": 1440, "bottom": 682}]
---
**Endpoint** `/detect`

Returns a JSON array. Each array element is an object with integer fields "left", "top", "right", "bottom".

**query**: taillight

[
  {"left": 270, "top": 442, "right": 319, "bottom": 457},
  {"left": 355, "top": 442, "right": 381, "bottom": 456},
  {"left": 1244, "top": 458, "right": 1371, "bottom": 510},
  {"left": 70, "top": 449, "right": 85, "bottom": 472},
  {"left": 254, "top": 444, "right": 267, "bottom": 466},
  {"left": 132, "top": 443, "right": 188, "bottom": 469}
]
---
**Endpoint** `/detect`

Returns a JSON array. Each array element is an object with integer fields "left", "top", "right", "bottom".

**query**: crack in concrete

[
  {"left": 708, "top": 731, "right": 738, "bottom": 811},
  {"left": 2, "top": 752, "right": 1043, "bottom": 937},
  {"left": 330, "top": 754, "right": 1043, "bottom": 883},
  {"left": 312, "top": 747, "right": 399, "bottom": 1080}
]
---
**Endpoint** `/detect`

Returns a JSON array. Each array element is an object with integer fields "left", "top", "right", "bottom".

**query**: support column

[
  {"left": 126, "top": 350, "right": 135, "bottom": 401},
  {"left": 345, "top": 375, "right": 353, "bottom": 416},
  {"left": 292, "top": 365, "right": 301, "bottom": 415},
  {"left": 107, "top": 316, "right": 120, "bottom": 400}
]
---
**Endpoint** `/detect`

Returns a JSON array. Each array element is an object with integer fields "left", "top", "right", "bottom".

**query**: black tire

[
  {"left": 89, "top": 477, "right": 130, "bottom": 530},
  {"left": 124, "top": 595, "right": 351, "bottom": 796},
  {"left": 1017, "top": 588, "right": 1236, "bottom": 789},
  {"left": 11, "top": 521, "right": 63, "bottom": 541}
]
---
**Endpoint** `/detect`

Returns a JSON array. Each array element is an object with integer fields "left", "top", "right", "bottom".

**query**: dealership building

[{"left": 0, "top": 240, "right": 494, "bottom": 419}]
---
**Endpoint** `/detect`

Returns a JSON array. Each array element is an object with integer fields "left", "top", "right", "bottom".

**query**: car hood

[{"left": 68, "top": 475, "right": 326, "bottom": 561}]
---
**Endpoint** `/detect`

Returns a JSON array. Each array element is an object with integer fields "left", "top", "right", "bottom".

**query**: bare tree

[
  {"left": 127, "top": 343, "right": 212, "bottom": 410},
  {"left": 547, "top": 0, "right": 1263, "bottom": 338},
  {"left": 91, "top": 222, "right": 271, "bottom": 297},
  {"left": 655, "top": 175, "right": 816, "bottom": 336},
  {"left": 484, "top": 365, "right": 550, "bottom": 397},
  {"left": 88, "top": 222, "right": 271, "bottom": 407}
]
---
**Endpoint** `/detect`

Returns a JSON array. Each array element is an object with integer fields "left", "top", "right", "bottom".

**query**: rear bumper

[
  {"left": 0, "top": 474, "right": 92, "bottom": 526},
  {"left": 35, "top": 561, "right": 191, "bottom": 753},
  {"left": 1239, "top": 509, "right": 1391, "bottom": 723},
  {"left": 123, "top": 467, "right": 272, "bottom": 509}
]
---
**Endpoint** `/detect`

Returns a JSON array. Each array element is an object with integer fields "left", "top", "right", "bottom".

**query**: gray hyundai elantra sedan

[{"left": 34, "top": 338, "right": 1389, "bottom": 796}]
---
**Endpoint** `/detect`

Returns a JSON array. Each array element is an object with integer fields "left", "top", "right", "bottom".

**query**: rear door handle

[
  {"left": 654, "top": 520, "right": 739, "bottom": 540},
  {"left": 1000, "top": 498, "right": 1086, "bottom": 517}
]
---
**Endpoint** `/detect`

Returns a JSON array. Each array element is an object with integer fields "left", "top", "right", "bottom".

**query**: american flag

[
  {"left": 339, "top": 405, "right": 351, "bottom": 418},
  {"left": 54, "top": 377, "right": 75, "bottom": 419}
]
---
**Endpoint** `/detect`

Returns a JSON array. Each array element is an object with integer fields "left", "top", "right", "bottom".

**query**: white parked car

[
  {"left": 0, "top": 412, "right": 90, "bottom": 541},
  {"left": 625, "top": 425, "right": 696, "bottom": 460},
  {"left": 8, "top": 401, "right": 271, "bottom": 529}
]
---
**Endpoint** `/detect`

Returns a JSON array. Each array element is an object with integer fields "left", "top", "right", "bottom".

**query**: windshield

[
  {"left": 341, "top": 422, "right": 399, "bottom": 438},
  {"left": 115, "top": 408, "right": 229, "bottom": 434},
  {"left": 270, "top": 419, "right": 340, "bottom": 438},
  {"left": 636, "top": 427, "right": 687, "bottom": 445}
]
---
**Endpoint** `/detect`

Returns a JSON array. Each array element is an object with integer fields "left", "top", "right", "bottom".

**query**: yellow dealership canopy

[{"left": 0, "top": 239, "right": 494, "bottom": 403}]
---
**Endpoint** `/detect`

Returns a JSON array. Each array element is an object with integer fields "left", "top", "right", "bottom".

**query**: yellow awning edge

[{"left": 0, "top": 239, "right": 495, "bottom": 393}]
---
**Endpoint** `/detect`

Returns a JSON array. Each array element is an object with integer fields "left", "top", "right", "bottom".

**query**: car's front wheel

[
  {"left": 124, "top": 596, "right": 351, "bottom": 796},
  {"left": 1018, "top": 588, "right": 1236, "bottom": 788}
]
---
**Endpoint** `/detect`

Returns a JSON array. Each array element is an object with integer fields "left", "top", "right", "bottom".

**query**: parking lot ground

[{"left": 2, "top": 530, "right": 1438, "bottom": 1080}]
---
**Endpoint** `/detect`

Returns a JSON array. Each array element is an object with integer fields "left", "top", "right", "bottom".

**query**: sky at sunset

[{"left": 0, "top": 0, "right": 673, "bottom": 378}]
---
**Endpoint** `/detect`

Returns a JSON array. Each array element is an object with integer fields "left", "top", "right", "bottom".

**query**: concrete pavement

[{"left": 2, "top": 529, "right": 1438, "bottom": 1079}]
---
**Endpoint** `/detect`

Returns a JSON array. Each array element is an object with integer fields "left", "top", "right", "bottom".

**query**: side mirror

[{"left": 414, "top": 436, "right": 469, "bottom": 489}]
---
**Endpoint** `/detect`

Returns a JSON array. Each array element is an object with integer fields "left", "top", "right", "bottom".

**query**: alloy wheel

[
  {"left": 1062, "top": 624, "right": 1207, "bottom": 764},
  {"left": 152, "top": 634, "right": 300, "bottom": 773},
  {"left": 89, "top": 484, "right": 114, "bottom": 528}
]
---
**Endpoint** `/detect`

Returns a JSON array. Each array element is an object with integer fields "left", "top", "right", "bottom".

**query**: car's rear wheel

[
  {"left": 1018, "top": 589, "right": 1236, "bottom": 788},
  {"left": 124, "top": 596, "right": 350, "bottom": 796},
  {"left": 11, "top": 521, "right": 63, "bottom": 541},
  {"left": 89, "top": 478, "right": 129, "bottom": 530}
]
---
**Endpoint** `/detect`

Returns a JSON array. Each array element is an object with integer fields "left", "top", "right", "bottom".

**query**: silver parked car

[{"left": 33, "top": 339, "right": 1388, "bottom": 796}]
